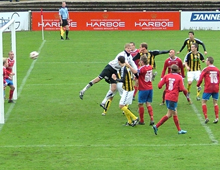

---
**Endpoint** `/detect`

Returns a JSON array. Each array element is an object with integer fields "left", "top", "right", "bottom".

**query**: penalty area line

[
  {"left": 191, "top": 103, "right": 218, "bottom": 144},
  {"left": 0, "top": 40, "right": 46, "bottom": 132},
  {"left": 0, "top": 143, "right": 218, "bottom": 148}
]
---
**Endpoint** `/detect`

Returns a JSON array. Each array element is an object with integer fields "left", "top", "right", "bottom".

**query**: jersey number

[
  {"left": 168, "top": 78, "right": 175, "bottom": 90},
  {"left": 145, "top": 70, "right": 152, "bottom": 82},
  {"left": 210, "top": 71, "right": 218, "bottom": 83}
]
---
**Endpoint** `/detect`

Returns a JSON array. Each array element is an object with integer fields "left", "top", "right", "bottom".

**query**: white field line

[
  {"left": 0, "top": 40, "right": 46, "bottom": 132},
  {"left": 37, "top": 61, "right": 108, "bottom": 64},
  {"left": 0, "top": 143, "right": 218, "bottom": 148},
  {"left": 25, "top": 83, "right": 104, "bottom": 86},
  {"left": 35, "top": 60, "right": 220, "bottom": 64},
  {"left": 191, "top": 103, "right": 218, "bottom": 144}
]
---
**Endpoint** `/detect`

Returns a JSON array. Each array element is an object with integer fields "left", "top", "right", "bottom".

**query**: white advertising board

[
  {"left": 181, "top": 11, "right": 220, "bottom": 30},
  {"left": 0, "top": 12, "right": 30, "bottom": 31}
]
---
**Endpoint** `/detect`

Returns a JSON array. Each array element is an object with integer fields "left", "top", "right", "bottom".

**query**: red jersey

[
  {"left": 161, "top": 57, "right": 185, "bottom": 78},
  {"left": 197, "top": 65, "right": 220, "bottom": 93},
  {"left": 158, "top": 73, "right": 184, "bottom": 102},
  {"left": 130, "top": 49, "right": 140, "bottom": 67},
  {"left": 138, "top": 65, "right": 153, "bottom": 90},
  {"left": 6, "top": 58, "right": 15, "bottom": 73},
  {"left": 3, "top": 67, "right": 11, "bottom": 80}
]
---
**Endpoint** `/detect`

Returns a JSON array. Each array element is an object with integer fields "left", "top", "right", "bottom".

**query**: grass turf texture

[{"left": 1, "top": 30, "right": 220, "bottom": 169}]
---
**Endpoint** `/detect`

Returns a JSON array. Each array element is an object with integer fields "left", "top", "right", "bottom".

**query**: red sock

[
  {"left": 139, "top": 106, "right": 144, "bottom": 123},
  {"left": 162, "top": 90, "right": 166, "bottom": 103},
  {"left": 214, "top": 105, "right": 219, "bottom": 119},
  {"left": 156, "top": 115, "right": 168, "bottom": 128},
  {"left": 202, "top": 105, "right": 208, "bottom": 119},
  {"left": 173, "top": 115, "right": 181, "bottom": 131},
  {"left": 147, "top": 105, "right": 153, "bottom": 121},
  {"left": 133, "top": 86, "right": 138, "bottom": 97},
  {"left": 9, "top": 90, "right": 14, "bottom": 100}
]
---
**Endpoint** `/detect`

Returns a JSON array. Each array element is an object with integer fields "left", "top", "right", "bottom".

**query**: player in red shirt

[
  {"left": 4, "top": 52, "right": 15, "bottom": 103},
  {"left": 137, "top": 55, "right": 154, "bottom": 125},
  {"left": 197, "top": 57, "right": 220, "bottom": 124},
  {"left": 6, "top": 51, "right": 15, "bottom": 73},
  {"left": 153, "top": 64, "right": 187, "bottom": 135},
  {"left": 130, "top": 42, "right": 139, "bottom": 101},
  {"left": 3, "top": 58, "right": 10, "bottom": 91},
  {"left": 133, "top": 42, "right": 169, "bottom": 84},
  {"left": 160, "top": 50, "right": 191, "bottom": 105}
]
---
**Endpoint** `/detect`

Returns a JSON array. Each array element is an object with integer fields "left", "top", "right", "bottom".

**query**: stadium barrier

[
  {"left": 32, "top": 11, "right": 180, "bottom": 31},
  {"left": 0, "top": 11, "right": 30, "bottom": 31},
  {"left": 1, "top": 11, "right": 220, "bottom": 31}
]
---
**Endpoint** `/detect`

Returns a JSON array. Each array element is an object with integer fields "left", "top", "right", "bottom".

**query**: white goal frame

[{"left": 0, "top": 19, "right": 17, "bottom": 124}]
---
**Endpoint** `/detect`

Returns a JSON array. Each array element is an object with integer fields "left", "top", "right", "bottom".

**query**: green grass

[{"left": 1, "top": 30, "right": 220, "bottom": 169}]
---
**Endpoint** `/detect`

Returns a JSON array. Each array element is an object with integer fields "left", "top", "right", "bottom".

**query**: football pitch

[{"left": 1, "top": 30, "right": 220, "bottom": 169}]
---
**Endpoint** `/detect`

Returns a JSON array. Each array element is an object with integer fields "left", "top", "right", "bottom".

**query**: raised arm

[
  {"left": 151, "top": 50, "right": 170, "bottom": 56},
  {"left": 133, "top": 52, "right": 141, "bottom": 61},
  {"left": 177, "top": 39, "right": 187, "bottom": 54},
  {"left": 196, "top": 38, "right": 207, "bottom": 52}
]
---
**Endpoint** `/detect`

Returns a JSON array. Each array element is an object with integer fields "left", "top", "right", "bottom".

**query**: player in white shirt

[{"left": 79, "top": 43, "right": 137, "bottom": 109}]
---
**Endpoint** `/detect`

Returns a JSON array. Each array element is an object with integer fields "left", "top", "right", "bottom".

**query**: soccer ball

[{"left": 30, "top": 51, "right": 39, "bottom": 59}]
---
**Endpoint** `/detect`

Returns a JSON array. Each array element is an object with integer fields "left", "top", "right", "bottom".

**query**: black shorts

[
  {"left": 60, "top": 19, "right": 68, "bottom": 27},
  {"left": 99, "top": 64, "right": 118, "bottom": 84}
]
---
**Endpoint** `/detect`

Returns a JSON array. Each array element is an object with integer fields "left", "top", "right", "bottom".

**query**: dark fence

[{"left": 0, "top": 1, "right": 220, "bottom": 12}]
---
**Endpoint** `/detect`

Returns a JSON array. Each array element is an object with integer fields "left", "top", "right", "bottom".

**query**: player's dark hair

[
  {"left": 141, "top": 42, "right": 148, "bottom": 49},
  {"left": 207, "top": 56, "right": 214, "bottom": 64},
  {"left": 192, "top": 43, "right": 198, "bottom": 49},
  {"left": 189, "top": 31, "right": 194, "bottom": 35},
  {"left": 118, "top": 56, "right": 125, "bottom": 64},
  {"left": 140, "top": 55, "right": 148, "bottom": 65},
  {"left": 171, "top": 64, "right": 179, "bottom": 73},
  {"left": 3, "top": 58, "right": 7, "bottom": 65},
  {"left": 130, "top": 42, "right": 135, "bottom": 46}
]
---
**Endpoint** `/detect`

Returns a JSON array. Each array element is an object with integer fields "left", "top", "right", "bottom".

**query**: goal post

[{"left": 0, "top": 18, "right": 16, "bottom": 124}]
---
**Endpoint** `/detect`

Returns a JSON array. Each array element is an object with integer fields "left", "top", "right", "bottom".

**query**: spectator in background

[{"left": 10, "top": 0, "right": 19, "bottom": 2}]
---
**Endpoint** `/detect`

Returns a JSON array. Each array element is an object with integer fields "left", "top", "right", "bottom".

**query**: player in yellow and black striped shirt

[
  {"left": 133, "top": 42, "right": 170, "bottom": 69},
  {"left": 185, "top": 43, "right": 205, "bottom": 101},
  {"left": 177, "top": 31, "right": 207, "bottom": 55},
  {"left": 119, "top": 66, "right": 134, "bottom": 92},
  {"left": 112, "top": 56, "right": 139, "bottom": 127}
]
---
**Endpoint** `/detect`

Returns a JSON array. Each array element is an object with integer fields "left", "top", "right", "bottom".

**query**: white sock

[{"left": 101, "top": 90, "right": 115, "bottom": 104}]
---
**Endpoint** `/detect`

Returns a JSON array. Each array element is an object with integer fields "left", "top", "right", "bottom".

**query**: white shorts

[
  {"left": 187, "top": 71, "right": 201, "bottom": 82},
  {"left": 119, "top": 90, "right": 134, "bottom": 105},
  {"left": 117, "top": 82, "right": 123, "bottom": 96}
]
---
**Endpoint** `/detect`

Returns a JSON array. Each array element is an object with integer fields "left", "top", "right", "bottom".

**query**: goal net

[{"left": 0, "top": 18, "right": 17, "bottom": 124}]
